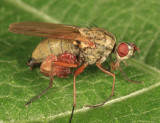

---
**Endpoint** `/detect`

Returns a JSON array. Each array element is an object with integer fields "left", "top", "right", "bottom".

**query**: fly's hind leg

[
  {"left": 25, "top": 62, "right": 54, "bottom": 106},
  {"left": 85, "top": 62, "right": 115, "bottom": 108},
  {"left": 25, "top": 60, "right": 78, "bottom": 106}
]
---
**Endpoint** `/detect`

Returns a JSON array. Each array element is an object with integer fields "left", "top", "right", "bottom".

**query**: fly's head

[
  {"left": 111, "top": 42, "right": 140, "bottom": 70},
  {"left": 115, "top": 42, "right": 140, "bottom": 61}
]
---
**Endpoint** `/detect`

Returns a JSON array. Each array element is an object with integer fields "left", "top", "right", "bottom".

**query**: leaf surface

[{"left": 0, "top": 0, "right": 160, "bottom": 122}]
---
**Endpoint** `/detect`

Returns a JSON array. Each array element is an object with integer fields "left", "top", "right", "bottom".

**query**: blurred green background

[{"left": 0, "top": 0, "right": 160, "bottom": 122}]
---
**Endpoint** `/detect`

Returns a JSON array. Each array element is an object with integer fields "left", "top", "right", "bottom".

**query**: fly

[{"left": 8, "top": 22, "right": 142, "bottom": 123}]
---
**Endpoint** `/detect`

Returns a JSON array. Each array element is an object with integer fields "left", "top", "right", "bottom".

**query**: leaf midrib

[
  {"left": 48, "top": 82, "right": 160, "bottom": 120},
  {"left": 14, "top": 81, "right": 160, "bottom": 122}
]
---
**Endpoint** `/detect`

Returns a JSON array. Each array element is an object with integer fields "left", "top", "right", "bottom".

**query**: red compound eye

[{"left": 117, "top": 43, "right": 129, "bottom": 57}]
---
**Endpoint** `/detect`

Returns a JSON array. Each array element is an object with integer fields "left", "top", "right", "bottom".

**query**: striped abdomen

[{"left": 31, "top": 38, "right": 80, "bottom": 63}]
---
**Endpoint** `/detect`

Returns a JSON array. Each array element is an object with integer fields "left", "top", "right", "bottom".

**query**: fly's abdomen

[{"left": 31, "top": 38, "right": 79, "bottom": 63}]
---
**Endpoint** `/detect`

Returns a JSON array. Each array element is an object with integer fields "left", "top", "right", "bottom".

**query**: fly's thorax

[
  {"left": 31, "top": 38, "right": 80, "bottom": 64},
  {"left": 79, "top": 27, "right": 116, "bottom": 64}
]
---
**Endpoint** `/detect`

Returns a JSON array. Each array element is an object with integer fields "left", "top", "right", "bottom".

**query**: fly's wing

[
  {"left": 8, "top": 22, "right": 80, "bottom": 37},
  {"left": 8, "top": 22, "right": 94, "bottom": 47}
]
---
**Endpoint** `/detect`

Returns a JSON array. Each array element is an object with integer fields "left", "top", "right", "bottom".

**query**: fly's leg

[
  {"left": 53, "top": 61, "right": 78, "bottom": 67},
  {"left": 25, "top": 75, "right": 53, "bottom": 106},
  {"left": 25, "top": 61, "right": 54, "bottom": 106},
  {"left": 118, "top": 64, "right": 142, "bottom": 83},
  {"left": 54, "top": 59, "right": 79, "bottom": 123},
  {"left": 25, "top": 61, "right": 78, "bottom": 106},
  {"left": 69, "top": 63, "right": 88, "bottom": 123},
  {"left": 85, "top": 62, "right": 115, "bottom": 108}
]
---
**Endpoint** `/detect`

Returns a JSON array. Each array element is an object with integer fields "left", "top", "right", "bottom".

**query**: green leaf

[{"left": 1, "top": 0, "right": 160, "bottom": 122}]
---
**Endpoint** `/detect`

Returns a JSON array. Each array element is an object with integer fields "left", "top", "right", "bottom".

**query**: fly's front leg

[
  {"left": 118, "top": 64, "right": 142, "bottom": 83},
  {"left": 85, "top": 62, "right": 115, "bottom": 108}
]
